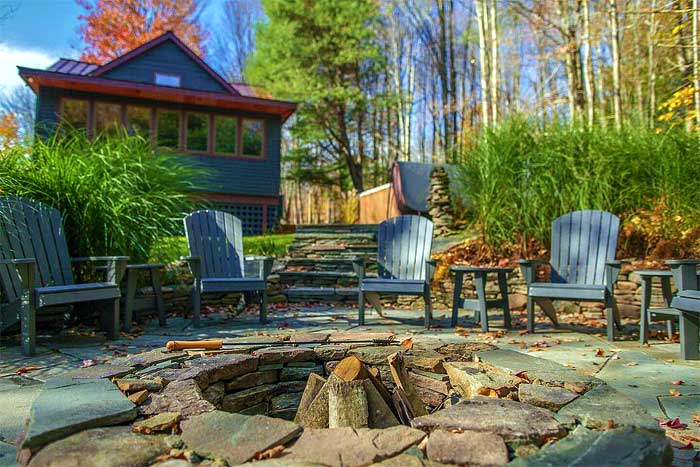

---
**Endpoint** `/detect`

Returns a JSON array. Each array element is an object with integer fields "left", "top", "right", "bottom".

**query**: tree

[
  {"left": 77, "top": 0, "right": 206, "bottom": 64},
  {"left": 0, "top": 86, "right": 36, "bottom": 137},
  {"left": 0, "top": 112, "right": 19, "bottom": 150},
  {"left": 247, "top": 0, "right": 385, "bottom": 193},
  {"left": 211, "top": 0, "right": 263, "bottom": 82}
]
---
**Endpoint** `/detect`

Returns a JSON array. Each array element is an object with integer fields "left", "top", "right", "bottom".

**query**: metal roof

[{"left": 46, "top": 59, "right": 99, "bottom": 76}]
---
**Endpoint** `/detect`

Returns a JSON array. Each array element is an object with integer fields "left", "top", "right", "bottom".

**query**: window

[
  {"left": 241, "top": 119, "right": 264, "bottom": 157},
  {"left": 156, "top": 110, "right": 180, "bottom": 149},
  {"left": 93, "top": 102, "right": 122, "bottom": 135},
  {"left": 60, "top": 98, "right": 88, "bottom": 130},
  {"left": 154, "top": 72, "right": 181, "bottom": 87},
  {"left": 214, "top": 116, "right": 237, "bottom": 155},
  {"left": 125, "top": 106, "right": 151, "bottom": 137},
  {"left": 186, "top": 113, "right": 209, "bottom": 152}
]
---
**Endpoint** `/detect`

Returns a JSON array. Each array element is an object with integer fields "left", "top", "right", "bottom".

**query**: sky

[{"left": 0, "top": 0, "right": 228, "bottom": 92}]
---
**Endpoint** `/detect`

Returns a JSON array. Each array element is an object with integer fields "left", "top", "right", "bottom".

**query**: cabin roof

[{"left": 18, "top": 31, "right": 296, "bottom": 121}]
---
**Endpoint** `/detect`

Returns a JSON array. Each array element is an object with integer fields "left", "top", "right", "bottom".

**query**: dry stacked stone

[{"left": 427, "top": 166, "right": 455, "bottom": 236}]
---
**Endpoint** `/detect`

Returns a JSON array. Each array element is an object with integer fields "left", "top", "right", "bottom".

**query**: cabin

[{"left": 18, "top": 32, "right": 296, "bottom": 235}]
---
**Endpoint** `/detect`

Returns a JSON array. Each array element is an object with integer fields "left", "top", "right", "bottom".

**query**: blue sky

[{"left": 0, "top": 0, "right": 227, "bottom": 91}]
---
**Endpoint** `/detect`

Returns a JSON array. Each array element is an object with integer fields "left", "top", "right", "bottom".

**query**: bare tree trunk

[
  {"left": 609, "top": 0, "right": 623, "bottom": 128},
  {"left": 693, "top": 0, "right": 700, "bottom": 128},
  {"left": 582, "top": 0, "right": 595, "bottom": 127},
  {"left": 648, "top": 0, "right": 658, "bottom": 127},
  {"left": 488, "top": 0, "right": 499, "bottom": 124},
  {"left": 475, "top": 0, "right": 490, "bottom": 127}
]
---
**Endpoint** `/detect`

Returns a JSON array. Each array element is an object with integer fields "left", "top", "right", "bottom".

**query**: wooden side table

[
  {"left": 124, "top": 263, "right": 166, "bottom": 332},
  {"left": 450, "top": 266, "right": 513, "bottom": 331}
]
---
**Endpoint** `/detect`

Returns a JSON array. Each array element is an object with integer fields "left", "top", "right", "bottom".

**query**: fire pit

[{"left": 19, "top": 334, "right": 672, "bottom": 466}]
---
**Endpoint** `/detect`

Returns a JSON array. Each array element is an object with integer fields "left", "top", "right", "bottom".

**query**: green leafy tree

[{"left": 246, "top": 0, "right": 385, "bottom": 193}]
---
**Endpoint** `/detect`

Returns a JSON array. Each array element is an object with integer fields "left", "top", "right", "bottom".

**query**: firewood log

[
  {"left": 388, "top": 352, "right": 428, "bottom": 418},
  {"left": 328, "top": 378, "right": 368, "bottom": 428}
]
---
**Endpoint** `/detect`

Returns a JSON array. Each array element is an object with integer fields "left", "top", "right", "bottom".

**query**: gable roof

[
  {"left": 91, "top": 31, "right": 239, "bottom": 95},
  {"left": 47, "top": 59, "right": 98, "bottom": 76}
]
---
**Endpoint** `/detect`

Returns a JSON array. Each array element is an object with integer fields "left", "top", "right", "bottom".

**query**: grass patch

[{"left": 149, "top": 234, "right": 294, "bottom": 264}]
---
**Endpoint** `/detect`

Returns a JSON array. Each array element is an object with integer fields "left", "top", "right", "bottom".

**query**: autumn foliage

[
  {"left": 0, "top": 112, "right": 19, "bottom": 150},
  {"left": 77, "top": 0, "right": 206, "bottom": 64}
]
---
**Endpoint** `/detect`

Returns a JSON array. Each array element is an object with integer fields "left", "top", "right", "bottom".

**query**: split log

[
  {"left": 391, "top": 390, "right": 412, "bottom": 425},
  {"left": 294, "top": 373, "right": 326, "bottom": 424},
  {"left": 298, "top": 374, "right": 338, "bottom": 428},
  {"left": 388, "top": 352, "right": 428, "bottom": 418},
  {"left": 328, "top": 378, "right": 368, "bottom": 428},
  {"left": 333, "top": 355, "right": 370, "bottom": 381},
  {"left": 414, "top": 385, "right": 447, "bottom": 407},
  {"left": 363, "top": 380, "right": 399, "bottom": 428},
  {"left": 408, "top": 371, "right": 450, "bottom": 395}
]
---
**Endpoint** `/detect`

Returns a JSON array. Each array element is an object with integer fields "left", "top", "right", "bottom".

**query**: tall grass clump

[
  {"left": 0, "top": 129, "right": 202, "bottom": 262},
  {"left": 458, "top": 118, "right": 700, "bottom": 258}
]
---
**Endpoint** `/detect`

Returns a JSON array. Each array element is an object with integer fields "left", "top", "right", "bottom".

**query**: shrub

[
  {"left": 148, "top": 234, "right": 294, "bottom": 264},
  {"left": 457, "top": 118, "right": 700, "bottom": 258},
  {"left": 0, "top": 130, "right": 201, "bottom": 263}
]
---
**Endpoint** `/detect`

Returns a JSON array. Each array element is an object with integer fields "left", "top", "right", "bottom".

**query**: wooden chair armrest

[
  {"left": 0, "top": 258, "right": 36, "bottom": 291},
  {"left": 666, "top": 260, "right": 700, "bottom": 291},
  {"left": 518, "top": 259, "right": 549, "bottom": 286},
  {"left": 71, "top": 256, "right": 130, "bottom": 263},
  {"left": 126, "top": 263, "right": 165, "bottom": 270},
  {"left": 351, "top": 256, "right": 368, "bottom": 280},
  {"left": 426, "top": 259, "right": 439, "bottom": 282},
  {"left": 180, "top": 256, "right": 202, "bottom": 279},
  {"left": 0, "top": 258, "right": 36, "bottom": 265},
  {"left": 245, "top": 256, "right": 274, "bottom": 280}
]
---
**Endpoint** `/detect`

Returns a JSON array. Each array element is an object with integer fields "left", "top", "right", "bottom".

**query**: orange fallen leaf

[
  {"left": 670, "top": 389, "right": 682, "bottom": 397},
  {"left": 400, "top": 338, "right": 414, "bottom": 351},
  {"left": 594, "top": 348, "right": 606, "bottom": 357},
  {"left": 15, "top": 366, "right": 41, "bottom": 375},
  {"left": 518, "top": 330, "right": 528, "bottom": 335},
  {"left": 254, "top": 445, "right": 285, "bottom": 460},
  {"left": 625, "top": 362, "right": 638, "bottom": 366}
]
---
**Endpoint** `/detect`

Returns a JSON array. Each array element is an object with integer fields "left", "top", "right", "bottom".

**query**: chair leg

[
  {"left": 102, "top": 298, "right": 120, "bottom": 340},
  {"left": 21, "top": 300, "right": 36, "bottom": 357},
  {"left": 151, "top": 269, "right": 166, "bottom": 327},
  {"left": 424, "top": 286, "right": 432, "bottom": 328},
  {"left": 124, "top": 269, "right": 137, "bottom": 333},
  {"left": 640, "top": 277, "right": 651, "bottom": 346},
  {"left": 498, "top": 272, "right": 512, "bottom": 329},
  {"left": 259, "top": 290, "right": 268, "bottom": 324},
  {"left": 606, "top": 301, "right": 616, "bottom": 342},
  {"left": 191, "top": 287, "right": 201, "bottom": 328},
  {"left": 526, "top": 295, "right": 535, "bottom": 333},
  {"left": 474, "top": 272, "right": 489, "bottom": 332},
  {"left": 451, "top": 272, "right": 463, "bottom": 327},
  {"left": 666, "top": 319, "right": 675, "bottom": 339},
  {"left": 679, "top": 311, "right": 699, "bottom": 360},
  {"left": 358, "top": 289, "right": 365, "bottom": 326}
]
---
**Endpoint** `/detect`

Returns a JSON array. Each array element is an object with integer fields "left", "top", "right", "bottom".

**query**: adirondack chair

[
  {"left": 659, "top": 260, "right": 700, "bottom": 360},
  {"left": 518, "top": 210, "right": 624, "bottom": 341},
  {"left": 0, "top": 197, "right": 128, "bottom": 356},
  {"left": 353, "top": 215, "right": 436, "bottom": 327},
  {"left": 182, "top": 210, "right": 273, "bottom": 326}
]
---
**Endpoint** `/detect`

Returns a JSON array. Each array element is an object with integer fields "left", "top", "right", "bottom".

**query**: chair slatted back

[
  {"left": 377, "top": 215, "right": 434, "bottom": 281},
  {"left": 184, "top": 210, "right": 244, "bottom": 279},
  {"left": 0, "top": 197, "right": 74, "bottom": 300},
  {"left": 549, "top": 210, "right": 619, "bottom": 285}
]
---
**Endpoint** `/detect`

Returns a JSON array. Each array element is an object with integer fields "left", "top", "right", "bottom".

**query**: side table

[{"left": 450, "top": 266, "right": 513, "bottom": 331}]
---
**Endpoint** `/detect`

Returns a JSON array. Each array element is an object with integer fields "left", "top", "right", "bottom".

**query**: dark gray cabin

[{"left": 18, "top": 32, "right": 296, "bottom": 235}]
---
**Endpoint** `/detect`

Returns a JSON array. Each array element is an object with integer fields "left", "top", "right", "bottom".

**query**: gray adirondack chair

[
  {"left": 519, "top": 210, "right": 623, "bottom": 341},
  {"left": 353, "top": 215, "right": 436, "bottom": 327},
  {"left": 0, "top": 197, "right": 128, "bottom": 356},
  {"left": 662, "top": 260, "right": 700, "bottom": 360},
  {"left": 182, "top": 210, "right": 273, "bottom": 326}
]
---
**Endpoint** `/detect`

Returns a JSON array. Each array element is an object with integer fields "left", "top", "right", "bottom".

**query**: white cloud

[{"left": 0, "top": 43, "right": 54, "bottom": 90}]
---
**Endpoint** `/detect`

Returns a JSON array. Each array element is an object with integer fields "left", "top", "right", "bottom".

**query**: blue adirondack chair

[
  {"left": 518, "top": 210, "right": 624, "bottom": 341},
  {"left": 0, "top": 197, "right": 128, "bottom": 356},
  {"left": 182, "top": 210, "right": 273, "bottom": 326},
  {"left": 353, "top": 215, "right": 436, "bottom": 327}
]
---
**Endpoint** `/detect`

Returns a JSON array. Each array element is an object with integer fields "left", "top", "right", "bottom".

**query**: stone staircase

[{"left": 279, "top": 225, "right": 378, "bottom": 303}]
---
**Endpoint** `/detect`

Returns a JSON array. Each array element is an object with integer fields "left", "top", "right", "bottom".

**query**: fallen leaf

[
  {"left": 605, "top": 419, "right": 616, "bottom": 430},
  {"left": 692, "top": 414, "right": 700, "bottom": 426},
  {"left": 399, "top": 337, "right": 414, "bottom": 350},
  {"left": 611, "top": 354, "right": 621, "bottom": 360},
  {"left": 15, "top": 366, "right": 41, "bottom": 375},
  {"left": 518, "top": 330, "right": 528, "bottom": 335},
  {"left": 672, "top": 380, "right": 684, "bottom": 386},
  {"left": 625, "top": 362, "right": 638, "bottom": 366},
  {"left": 658, "top": 417, "right": 687, "bottom": 429},
  {"left": 254, "top": 445, "right": 285, "bottom": 460},
  {"left": 594, "top": 348, "right": 606, "bottom": 357},
  {"left": 670, "top": 389, "right": 682, "bottom": 397},
  {"left": 80, "top": 359, "right": 97, "bottom": 368}
]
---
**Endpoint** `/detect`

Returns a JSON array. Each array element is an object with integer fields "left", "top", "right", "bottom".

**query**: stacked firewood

[
  {"left": 427, "top": 166, "right": 454, "bottom": 236},
  {"left": 294, "top": 353, "right": 429, "bottom": 428}
]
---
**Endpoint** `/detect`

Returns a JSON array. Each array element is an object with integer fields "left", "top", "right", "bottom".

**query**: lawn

[{"left": 149, "top": 233, "right": 294, "bottom": 264}]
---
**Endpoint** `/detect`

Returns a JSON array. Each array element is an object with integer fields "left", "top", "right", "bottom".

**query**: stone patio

[{"left": 1, "top": 305, "right": 699, "bottom": 466}]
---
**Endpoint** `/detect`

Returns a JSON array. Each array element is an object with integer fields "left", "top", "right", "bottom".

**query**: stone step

[
  {"left": 295, "top": 224, "right": 378, "bottom": 235},
  {"left": 278, "top": 270, "right": 360, "bottom": 288},
  {"left": 283, "top": 287, "right": 359, "bottom": 303}
]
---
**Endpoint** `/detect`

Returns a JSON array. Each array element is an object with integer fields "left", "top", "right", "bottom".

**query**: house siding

[
  {"left": 100, "top": 41, "right": 228, "bottom": 94},
  {"left": 34, "top": 87, "right": 282, "bottom": 234}
]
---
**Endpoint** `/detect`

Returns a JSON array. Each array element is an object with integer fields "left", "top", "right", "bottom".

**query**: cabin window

[
  {"left": 125, "top": 106, "right": 151, "bottom": 137},
  {"left": 214, "top": 116, "right": 237, "bottom": 155},
  {"left": 93, "top": 102, "right": 122, "bottom": 135},
  {"left": 186, "top": 113, "right": 209, "bottom": 152},
  {"left": 156, "top": 110, "right": 180, "bottom": 149},
  {"left": 241, "top": 119, "right": 264, "bottom": 157},
  {"left": 60, "top": 98, "right": 89, "bottom": 131},
  {"left": 154, "top": 72, "right": 181, "bottom": 88}
]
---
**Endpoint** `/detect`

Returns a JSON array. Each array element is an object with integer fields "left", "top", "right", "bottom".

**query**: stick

[{"left": 165, "top": 338, "right": 396, "bottom": 351}]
